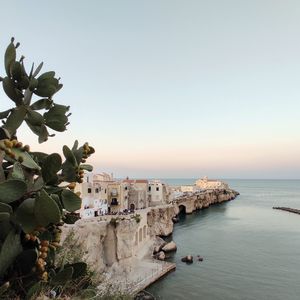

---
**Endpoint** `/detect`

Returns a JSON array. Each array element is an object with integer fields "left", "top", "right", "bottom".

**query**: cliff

[
  {"left": 59, "top": 217, "right": 139, "bottom": 278},
  {"left": 147, "top": 205, "right": 179, "bottom": 237},
  {"left": 59, "top": 188, "right": 239, "bottom": 294}
]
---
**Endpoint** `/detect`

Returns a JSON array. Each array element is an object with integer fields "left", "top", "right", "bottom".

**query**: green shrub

[{"left": 131, "top": 214, "right": 141, "bottom": 223}]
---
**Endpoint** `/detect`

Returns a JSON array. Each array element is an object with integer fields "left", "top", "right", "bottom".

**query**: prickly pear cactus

[{"left": 0, "top": 38, "right": 94, "bottom": 298}]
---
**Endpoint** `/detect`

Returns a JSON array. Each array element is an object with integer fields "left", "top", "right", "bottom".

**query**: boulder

[
  {"left": 162, "top": 241, "right": 177, "bottom": 252},
  {"left": 181, "top": 255, "right": 193, "bottom": 263},
  {"left": 153, "top": 246, "right": 160, "bottom": 254},
  {"left": 135, "top": 291, "right": 155, "bottom": 300},
  {"left": 157, "top": 251, "right": 165, "bottom": 261},
  {"left": 153, "top": 237, "right": 166, "bottom": 254},
  {"left": 172, "top": 216, "right": 179, "bottom": 223}
]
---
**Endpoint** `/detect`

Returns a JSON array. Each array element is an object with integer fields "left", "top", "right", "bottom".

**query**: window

[
  {"left": 88, "top": 188, "right": 92, "bottom": 193},
  {"left": 156, "top": 187, "right": 159, "bottom": 191},
  {"left": 95, "top": 188, "right": 99, "bottom": 193},
  {"left": 105, "top": 189, "right": 106, "bottom": 194},
  {"left": 125, "top": 186, "right": 128, "bottom": 190},
  {"left": 148, "top": 186, "right": 151, "bottom": 192}
]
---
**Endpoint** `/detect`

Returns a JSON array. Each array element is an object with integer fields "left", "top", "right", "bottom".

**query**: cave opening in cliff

[{"left": 178, "top": 205, "right": 187, "bottom": 220}]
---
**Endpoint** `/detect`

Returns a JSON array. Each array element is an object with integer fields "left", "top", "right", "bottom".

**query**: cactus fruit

[
  {"left": 41, "top": 240, "right": 49, "bottom": 247},
  {"left": 67, "top": 182, "right": 76, "bottom": 190}
]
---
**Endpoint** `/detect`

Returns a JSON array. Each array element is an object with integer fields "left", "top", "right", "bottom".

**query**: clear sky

[{"left": 1, "top": 0, "right": 300, "bottom": 179}]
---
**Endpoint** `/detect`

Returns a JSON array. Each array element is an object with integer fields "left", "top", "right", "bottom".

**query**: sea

[{"left": 146, "top": 179, "right": 300, "bottom": 300}]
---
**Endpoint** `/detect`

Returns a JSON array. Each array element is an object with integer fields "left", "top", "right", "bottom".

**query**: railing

[{"left": 130, "top": 260, "right": 176, "bottom": 293}]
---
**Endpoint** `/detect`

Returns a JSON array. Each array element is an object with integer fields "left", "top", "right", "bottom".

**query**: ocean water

[{"left": 147, "top": 179, "right": 300, "bottom": 300}]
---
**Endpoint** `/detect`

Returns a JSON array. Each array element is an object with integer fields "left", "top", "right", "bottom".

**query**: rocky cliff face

[
  {"left": 60, "top": 217, "right": 139, "bottom": 277},
  {"left": 176, "top": 189, "right": 239, "bottom": 213},
  {"left": 147, "top": 205, "right": 179, "bottom": 237},
  {"left": 59, "top": 188, "right": 239, "bottom": 291},
  {"left": 194, "top": 189, "right": 238, "bottom": 209}
]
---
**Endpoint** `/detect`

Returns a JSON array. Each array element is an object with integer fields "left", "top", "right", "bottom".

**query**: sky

[{"left": 1, "top": 0, "right": 300, "bottom": 179}]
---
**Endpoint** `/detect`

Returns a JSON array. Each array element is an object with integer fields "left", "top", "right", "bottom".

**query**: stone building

[
  {"left": 76, "top": 173, "right": 173, "bottom": 216},
  {"left": 148, "top": 180, "right": 172, "bottom": 206},
  {"left": 195, "top": 176, "right": 229, "bottom": 190},
  {"left": 123, "top": 179, "right": 149, "bottom": 210},
  {"left": 107, "top": 181, "right": 130, "bottom": 213}
]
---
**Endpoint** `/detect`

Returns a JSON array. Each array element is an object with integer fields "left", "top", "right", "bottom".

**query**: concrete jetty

[{"left": 273, "top": 207, "right": 300, "bottom": 215}]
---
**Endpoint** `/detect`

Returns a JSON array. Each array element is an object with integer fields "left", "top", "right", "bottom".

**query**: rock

[
  {"left": 181, "top": 255, "right": 193, "bottom": 263},
  {"left": 152, "top": 237, "right": 166, "bottom": 254},
  {"left": 153, "top": 245, "right": 160, "bottom": 254},
  {"left": 162, "top": 241, "right": 177, "bottom": 252},
  {"left": 147, "top": 206, "right": 178, "bottom": 237},
  {"left": 157, "top": 251, "right": 165, "bottom": 261},
  {"left": 172, "top": 216, "right": 179, "bottom": 223},
  {"left": 135, "top": 291, "right": 155, "bottom": 300}
]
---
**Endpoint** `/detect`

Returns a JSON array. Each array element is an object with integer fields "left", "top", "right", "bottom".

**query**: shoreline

[
  {"left": 134, "top": 188, "right": 239, "bottom": 293},
  {"left": 59, "top": 188, "right": 239, "bottom": 296}
]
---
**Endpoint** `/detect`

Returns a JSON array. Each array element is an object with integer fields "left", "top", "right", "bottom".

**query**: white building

[
  {"left": 75, "top": 172, "right": 115, "bottom": 217},
  {"left": 148, "top": 180, "right": 172, "bottom": 206}
]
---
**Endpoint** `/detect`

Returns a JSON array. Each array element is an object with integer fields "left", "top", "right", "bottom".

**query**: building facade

[
  {"left": 124, "top": 179, "right": 149, "bottom": 210},
  {"left": 195, "top": 176, "right": 229, "bottom": 190},
  {"left": 76, "top": 174, "right": 173, "bottom": 217},
  {"left": 75, "top": 172, "right": 115, "bottom": 217}
]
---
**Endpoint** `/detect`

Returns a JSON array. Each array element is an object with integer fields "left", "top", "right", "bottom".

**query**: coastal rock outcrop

[
  {"left": 59, "top": 217, "right": 139, "bottom": 277},
  {"left": 152, "top": 237, "right": 166, "bottom": 254},
  {"left": 175, "top": 189, "right": 239, "bottom": 214},
  {"left": 181, "top": 255, "right": 193, "bottom": 263},
  {"left": 196, "top": 255, "right": 204, "bottom": 261},
  {"left": 162, "top": 241, "right": 177, "bottom": 252},
  {"left": 157, "top": 251, "right": 166, "bottom": 261},
  {"left": 147, "top": 205, "right": 178, "bottom": 237}
]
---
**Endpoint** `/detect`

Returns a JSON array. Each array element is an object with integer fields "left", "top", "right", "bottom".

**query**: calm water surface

[{"left": 147, "top": 180, "right": 300, "bottom": 300}]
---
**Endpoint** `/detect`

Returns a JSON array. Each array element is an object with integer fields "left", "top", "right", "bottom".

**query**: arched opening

[
  {"left": 139, "top": 228, "right": 143, "bottom": 242},
  {"left": 178, "top": 205, "right": 187, "bottom": 220},
  {"left": 130, "top": 203, "right": 135, "bottom": 212},
  {"left": 143, "top": 225, "right": 146, "bottom": 239}
]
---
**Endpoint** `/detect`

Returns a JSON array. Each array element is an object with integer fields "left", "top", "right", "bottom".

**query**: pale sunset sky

[{"left": 1, "top": 0, "right": 300, "bottom": 179}]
